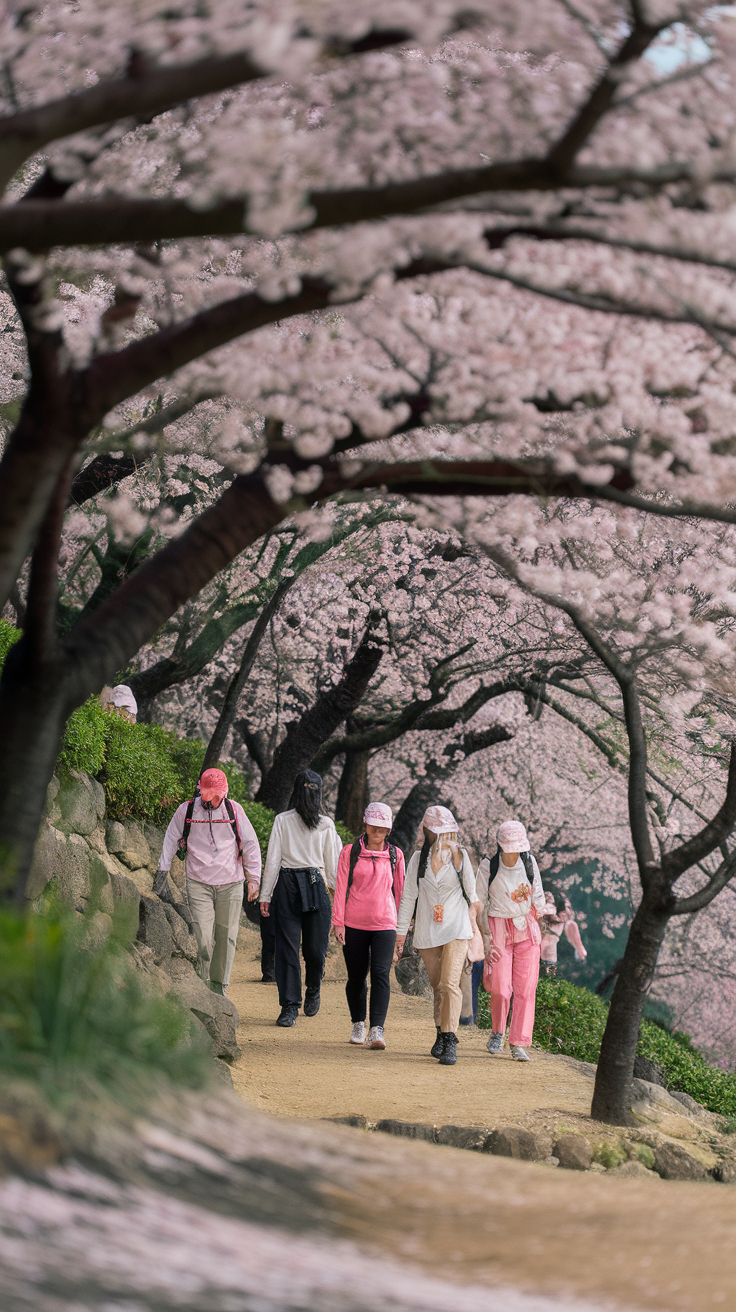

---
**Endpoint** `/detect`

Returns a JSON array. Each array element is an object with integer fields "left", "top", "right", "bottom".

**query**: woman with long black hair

[{"left": 260, "top": 770, "right": 342, "bottom": 1027}]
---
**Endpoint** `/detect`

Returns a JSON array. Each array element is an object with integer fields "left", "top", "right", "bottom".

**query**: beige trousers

[
  {"left": 419, "top": 938, "right": 469, "bottom": 1034},
  {"left": 186, "top": 878, "right": 243, "bottom": 989}
]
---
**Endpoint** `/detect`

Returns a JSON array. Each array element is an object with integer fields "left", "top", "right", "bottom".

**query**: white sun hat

[
  {"left": 422, "top": 804, "right": 458, "bottom": 835},
  {"left": 364, "top": 802, "right": 393, "bottom": 828},
  {"left": 497, "top": 820, "right": 530, "bottom": 853}
]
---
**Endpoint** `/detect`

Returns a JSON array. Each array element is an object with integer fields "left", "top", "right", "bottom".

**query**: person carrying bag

[
  {"left": 332, "top": 802, "right": 405, "bottom": 1050},
  {"left": 395, "top": 804, "right": 480, "bottom": 1067},
  {"left": 479, "top": 820, "right": 546, "bottom": 1062}
]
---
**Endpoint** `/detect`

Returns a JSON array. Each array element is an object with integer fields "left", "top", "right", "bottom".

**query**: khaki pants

[
  {"left": 419, "top": 938, "right": 469, "bottom": 1034},
  {"left": 186, "top": 878, "right": 243, "bottom": 989}
]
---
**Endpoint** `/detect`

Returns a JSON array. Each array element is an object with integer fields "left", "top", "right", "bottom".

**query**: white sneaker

[
  {"left": 350, "top": 1021, "right": 367, "bottom": 1045},
  {"left": 367, "top": 1026, "right": 386, "bottom": 1050},
  {"left": 510, "top": 1045, "right": 531, "bottom": 1062}
]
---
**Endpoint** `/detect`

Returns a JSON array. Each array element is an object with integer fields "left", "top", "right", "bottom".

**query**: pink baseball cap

[
  {"left": 364, "top": 802, "right": 392, "bottom": 828},
  {"left": 497, "top": 820, "right": 530, "bottom": 853},
  {"left": 422, "top": 804, "right": 458, "bottom": 835},
  {"left": 200, "top": 768, "right": 228, "bottom": 801}
]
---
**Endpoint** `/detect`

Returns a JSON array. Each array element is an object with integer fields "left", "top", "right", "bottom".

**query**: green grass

[
  {"left": 0, "top": 904, "right": 209, "bottom": 1098},
  {"left": 477, "top": 975, "right": 736, "bottom": 1117}
]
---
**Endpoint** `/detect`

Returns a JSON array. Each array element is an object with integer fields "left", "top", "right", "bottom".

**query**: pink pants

[{"left": 490, "top": 936, "right": 541, "bottom": 1046}]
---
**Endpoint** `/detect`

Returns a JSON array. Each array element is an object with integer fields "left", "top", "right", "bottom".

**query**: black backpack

[
  {"left": 487, "top": 848, "right": 536, "bottom": 891},
  {"left": 346, "top": 836, "right": 398, "bottom": 901}
]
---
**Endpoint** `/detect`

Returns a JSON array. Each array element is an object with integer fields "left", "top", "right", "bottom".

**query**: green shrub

[
  {"left": 242, "top": 800, "right": 277, "bottom": 851},
  {"left": 101, "top": 717, "right": 183, "bottom": 822},
  {"left": 593, "top": 1140, "right": 626, "bottom": 1169},
  {"left": 0, "top": 618, "right": 20, "bottom": 669},
  {"left": 57, "top": 698, "right": 109, "bottom": 776},
  {"left": 0, "top": 904, "right": 208, "bottom": 1096},
  {"left": 336, "top": 820, "right": 355, "bottom": 845},
  {"left": 477, "top": 974, "right": 736, "bottom": 1116}
]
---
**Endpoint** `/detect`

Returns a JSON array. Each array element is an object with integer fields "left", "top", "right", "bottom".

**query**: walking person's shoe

[
  {"left": 438, "top": 1033, "right": 458, "bottom": 1066},
  {"left": 458, "top": 1014, "right": 474, "bottom": 1026},
  {"left": 350, "top": 1021, "right": 367, "bottom": 1045},
  {"left": 486, "top": 1031, "right": 504, "bottom": 1055},
  {"left": 276, "top": 1004, "right": 299, "bottom": 1027},
  {"left": 510, "top": 1044, "right": 531, "bottom": 1061},
  {"left": 303, "top": 987, "right": 321, "bottom": 1017},
  {"left": 430, "top": 1026, "right": 443, "bottom": 1059},
  {"left": 261, "top": 974, "right": 277, "bottom": 983},
  {"left": 367, "top": 1026, "right": 386, "bottom": 1050}
]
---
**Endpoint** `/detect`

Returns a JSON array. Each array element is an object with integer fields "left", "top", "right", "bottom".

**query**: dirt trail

[{"left": 229, "top": 923, "right": 594, "bottom": 1126}]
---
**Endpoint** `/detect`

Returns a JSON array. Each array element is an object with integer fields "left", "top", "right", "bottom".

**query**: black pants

[
  {"left": 273, "top": 868, "right": 331, "bottom": 1007},
  {"left": 259, "top": 906, "right": 276, "bottom": 979},
  {"left": 343, "top": 927, "right": 396, "bottom": 1028}
]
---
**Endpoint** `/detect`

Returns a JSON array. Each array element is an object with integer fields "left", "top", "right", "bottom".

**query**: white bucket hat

[
  {"left": 497, "top": 820, "right": 530, "bottom": 853},
  {"left": 364, "top": 802, "right": 392, "bottom": 828},
  {"left": 422, "top": 804, "right": 458, "bottom": 836}
]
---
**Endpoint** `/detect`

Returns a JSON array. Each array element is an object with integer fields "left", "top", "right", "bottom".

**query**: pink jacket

[{"left": 332, "top": 838, "right": 406, "bottom": 932}]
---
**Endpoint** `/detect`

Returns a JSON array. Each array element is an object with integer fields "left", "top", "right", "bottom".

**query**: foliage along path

[{"left": 229, "top": 923, "right": 600, "bottom": 1129}]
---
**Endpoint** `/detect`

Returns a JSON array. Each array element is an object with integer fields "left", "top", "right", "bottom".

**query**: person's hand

[
  {"left": 153, "top": 868, "right": 169, "bottom": 898},
  {"left": 260, "top": 901, "right": 270, "bottom": 917},
  {"left": 486, "top": 944, "right": 502, "bottom": 965},
  {"left": 246, "top": 880, "right": 259, "bottom": 902},
  {"left": 334, "top": 925, "right": 345, "bottom": 945},
  {"left": 394, "top": 934, "right": 406, "bottom": 963}
]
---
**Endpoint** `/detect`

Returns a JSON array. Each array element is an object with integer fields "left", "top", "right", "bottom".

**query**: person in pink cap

[
  {"left": 395, "top": 805, "right": 480, "bottom": 1066},
  {"left": 478, "top": 820, "right": 546, "bottom": 1061},
  {"left": 156, "top": 768, "right": 261, "bottom": 996},
  {"left": 332, "top": 801, "right": 406, "bottom": 1049}
]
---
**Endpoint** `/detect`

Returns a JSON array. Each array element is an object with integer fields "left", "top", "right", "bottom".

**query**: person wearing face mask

[
  {"left": 395, "top": 805, "right": 480, "bottom": 1067},
  {"left": 332, "top": 802, "right": 406, "bottom": 1050},
  {"left": 478, "top": 820, "right": 547, "bottom": 1061},
  {"left": 155, "top": 768, "right": 261, "bottom": 996}
]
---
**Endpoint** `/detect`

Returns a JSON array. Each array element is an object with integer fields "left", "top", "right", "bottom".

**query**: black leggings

[{"left": 343, "top": 927, "right": 396, "bottom": 1028}]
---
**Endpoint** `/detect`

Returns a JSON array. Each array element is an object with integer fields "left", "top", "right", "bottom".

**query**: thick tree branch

[
  {"left": 0, "top": 29, "right": 415, "bottom": 192},
  {"left": 669, "top": 847, "right": 736, "bottom": 916},
  {"left": 545, "top": 3, "right": 667, "bottom": 170},
  {"left": 662, "top": 743, "right": 736, "bottom": 881}
]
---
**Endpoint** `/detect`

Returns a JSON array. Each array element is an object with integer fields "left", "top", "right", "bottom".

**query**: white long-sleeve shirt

[
  {"left": 260, "top": 810, "right": 342, "bottom": 902},
  {"left": 478, "top": 853, "right": 546, "bottom": 931},
  {"left": 159, "top": 798, "right": 261, "bottom": 887},
  {"left": 396, "top": 846, "right": 477, "bottom": 948}
]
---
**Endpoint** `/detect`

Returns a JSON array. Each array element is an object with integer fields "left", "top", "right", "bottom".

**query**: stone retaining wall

[{"left": 29, "top": 771, "right": 239, "bottom": 1070}]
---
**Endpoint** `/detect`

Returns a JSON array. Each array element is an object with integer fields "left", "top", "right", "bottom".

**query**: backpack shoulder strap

[
  {"left": 177, "top": 799, "right": 196, "bottom": 858},
  {"left": 224, "top": 798, "right": 242, "bottom": 859},
  {"left": 487, "top": 850, "right": 500, "bottom": 891},
  {"left": 521, "top": 851, "right": 535, "bottom": 883},
  {"left": 346, "top": 837, "right": 363, "bottom": 899},
  {"left": 388, "top": 843, "right": 397, "bottom": 898}
]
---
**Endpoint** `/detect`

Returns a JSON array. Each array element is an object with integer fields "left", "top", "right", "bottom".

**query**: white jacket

[
  {"left": 397, "top": 847, "right": 477, "bottom": 948},
  {"left": 260, "top": 810, "right": 342, "bottom": 902}
]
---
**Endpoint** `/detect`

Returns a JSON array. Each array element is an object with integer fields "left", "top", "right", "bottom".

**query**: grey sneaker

[
  {"left": 511, "top": 1044, "right": 531, "bottom": 1062},
  {"left": 486, "top": 1031, "right": 504, "bottom": 1055},
  {"left": 367, "top": 1026, "right": 386, "bottom": 1050},
  {"left": 350, "top": 1021, "right": 367, "bottom": 1045}
]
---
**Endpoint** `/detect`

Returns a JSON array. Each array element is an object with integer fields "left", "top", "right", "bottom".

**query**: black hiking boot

[
  {"left": 439, "top": 1033, "right": 458, "bottom": 1066},
  {"left": 276, "top": 1004, "right": 298, "bottom": 1027},
  {"left": 430, "top": 1027, "right": 443, "bottom": 1059},
  {"left": 303, "top": 987, "right": 321, "bottom": 1017}
]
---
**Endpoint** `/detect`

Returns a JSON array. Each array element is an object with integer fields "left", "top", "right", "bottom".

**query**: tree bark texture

[
  {"left": 590, "top": 890, "right": 670, "bottom": 1124},
  {"left": 255, "top": 626, "right": 384, "bottom": 813},
  {"left": 335, "top": 746, "right": 370, "bottom": 835}
]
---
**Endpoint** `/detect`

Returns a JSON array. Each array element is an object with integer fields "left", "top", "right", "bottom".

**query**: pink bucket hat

[
  {"left": 422, "top": 804, "right": 458, "bottom": 835},
  {"left": 497, "top": 820, "right": 530, "bottom": 853},
  {"left": 364, "top": 802, "right": 392, "bottom": 828}
]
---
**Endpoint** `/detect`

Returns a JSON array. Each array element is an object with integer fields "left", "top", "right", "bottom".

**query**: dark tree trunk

[
  {"left": 389, "top": 779, "right": 437, "bottom": 856},
  {"left": 335, "top": 746, "right": 370, "bottom": 835},
  {"left": 591, "top": 888, "right": 670, "bottom": 1124},
  {"left": 0, "top": 644, "right": 73, "bottom": 900},
  {"left": 255, "top": 621, "right": 384, "bottom": 813}
]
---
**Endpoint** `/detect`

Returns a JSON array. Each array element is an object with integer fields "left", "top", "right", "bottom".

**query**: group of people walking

[{"left": 155, "top": 766, "right": 585, "bottom": 1065}]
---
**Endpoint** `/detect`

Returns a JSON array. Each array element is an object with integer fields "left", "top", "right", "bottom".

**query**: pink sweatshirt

[{"left": 332, "top": 838, "right": 406, "bottom": 932}]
